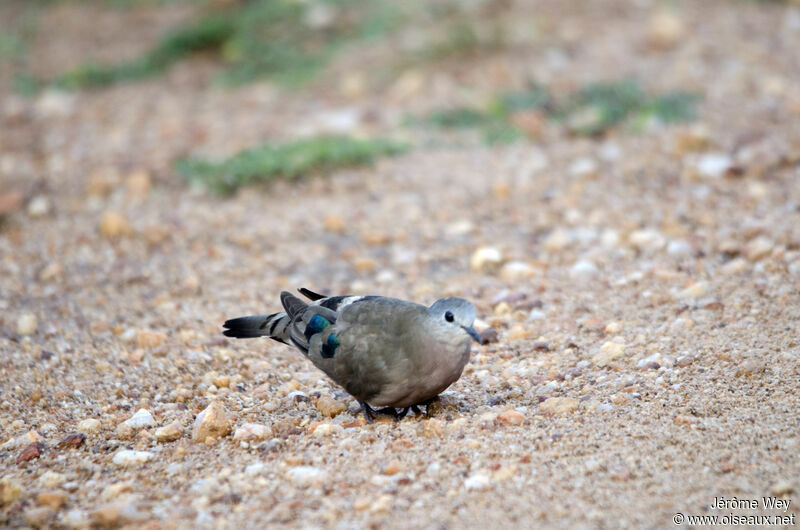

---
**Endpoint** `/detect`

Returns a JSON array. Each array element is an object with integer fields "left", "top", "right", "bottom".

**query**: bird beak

[{"left": 463, "top": 326, "right": 483, "bottom": 345}]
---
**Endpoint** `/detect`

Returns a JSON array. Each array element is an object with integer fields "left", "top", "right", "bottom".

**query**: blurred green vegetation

[
  {"left": 422, "top": 81, "right": 700, "bottom": 141},
  {"left": 20, "top": 0, "right": 406, "bottom": 90},
  {"left": 19, "top": 0, "right": 516, "bottom": 92},
  {"left": 176, "top": 136, "right": 408, "bottom": 195},
  {"left": 0, "top": 4, "right": 40, "bottom": 77}
]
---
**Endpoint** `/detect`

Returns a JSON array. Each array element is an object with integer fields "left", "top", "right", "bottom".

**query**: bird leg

[
  {"left": 409, "top": 396, "right": 439, "bottom": 417},
  {"left": 358, "top": 402, "right": 404, "bottom": 422},
  {"left": 358, "top": 401, "right": 377, "bottom": 423}
]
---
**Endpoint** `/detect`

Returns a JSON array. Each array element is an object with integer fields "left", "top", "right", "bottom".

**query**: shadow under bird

[{"left": 223, "top": 288, "right": 482, "bottom": 421}]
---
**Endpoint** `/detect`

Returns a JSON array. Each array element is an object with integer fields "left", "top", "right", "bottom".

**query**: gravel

[{"left": 2, "top": 0, "right": 800, "bottom": 528}]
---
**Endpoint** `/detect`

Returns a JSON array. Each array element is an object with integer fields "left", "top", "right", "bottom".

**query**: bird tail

[
  {"left": 222, "top": 312, "right": 291, "bottom": 343},
  {"left": 222, "top": 288, "right": 328, "bottom": 343}
]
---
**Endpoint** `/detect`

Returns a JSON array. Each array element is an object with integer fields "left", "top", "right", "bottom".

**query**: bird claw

[
  {"left": 359, "top": 397, "right": 440, "bottom": 423},
  {"left": 359, "top": 401, "right": 405, "bottom": 423}
]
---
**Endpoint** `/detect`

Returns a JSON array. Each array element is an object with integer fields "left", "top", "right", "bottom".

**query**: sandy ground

[{"left": 1, "top": 0, "right": 800, "bottom": 528}]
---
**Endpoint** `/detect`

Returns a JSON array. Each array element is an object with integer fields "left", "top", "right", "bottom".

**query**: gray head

[{"left": 428, "top": 297, "right": 482, "bottom": 344}]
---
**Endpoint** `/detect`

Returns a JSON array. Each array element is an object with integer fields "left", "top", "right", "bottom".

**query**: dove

[{"left": 223, "top": 288, "right": 482, "bottom": 421}]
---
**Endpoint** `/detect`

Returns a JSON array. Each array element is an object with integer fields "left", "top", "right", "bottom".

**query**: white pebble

[
  {"left": 38, "top": 471, "right": 65, "bottom": 488},
  {"left": 312, "top": 423, "right": 343, "bottom": 438},
  {"left": 678, "top": 282, "right": 707, "bottom": 299},
  {"left": 233, "top": 423, "right": 271, "bottom": 443},
  {"left": 528, "top": 309, "right": 546, "bottom": 320},
  {"left": 112, "top": 450, "right": 153, "bottom": 467},
  {"left": 569, "top": 260, "right": 598, "bottom": 280},
  {"left": 695, "top": 153, "right": 733, "bottom": 178},
  {"left": 499, "top": 261, "right": 537, "bottom": 281},
  {"left": 122, "top": 409, "right": 155, "bottom": 430},
  {"left": 629, "top": 229, "right": 666, "bottom": 252},
  {"left": 667, "top": 240, "right": 692, "bottom": 256},
  {"left": 78, "top": 418, "right": 101, "bottom": 434},
  {"left": 16, "top": 313, "right": 37, "bottom": 336},
  {"left": 286, "top": 466, "right": 326, "bottom": 487},
  {"left": 245, "top": 463, "right": 267, "bottom": 476},
  {"left": 543, "top": 228, "right": 572, "bottom": 251},
  {"left": 27, "top": 196, "right": 50, "bottom": 217},
  {"left": 569, "top": 157, "right": 598, "bottom": 178},
  {"left": 464, "top": 473, "right": 491, "bottom": 491},
  {"left": 470, "top": 247, "right": 504, "bottom": 272}
]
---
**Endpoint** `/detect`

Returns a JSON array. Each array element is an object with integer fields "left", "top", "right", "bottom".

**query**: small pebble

[
  {"left": 312, "top": 423, "right": 343, "bottom": 438},
  {"left": 155, "top": 421, "right": 184, "bottom": 443},
  {"left": 353, "top": 257, "right": 376, "bottom": 273},
  {"left": 532, "top": 341, "right": 550, "bottom": 352},
  {"left": 39, "top": 262, "right": 62, "bottom": 282},
  {"left": 0, "top": 478, "right": 23, "bottom": 507},
  {"left": 56, "top": 432, "right": 86, "bottom": 449},
  {"left": 16, "top": 313, "right": 38, "bottom": 336},
  {"left": 370, "top": 494, "right": 394, "bottom": 513},
  {"left": 38, "top": 471, "right": 65, "bottom": 489},
  {"left": 593, "top": 341, "right": 627, "bottom": 366},
  {"left": 493, "top": 301, "right": 511, "bottom": 316},
  {"left": 470, "top": 247, "right": 504, "bottom": 273},
  {"left": 125, "top": 170, "right": 152, "bottom": 197},
  {"left": 62, "top": 509, "right": 90, "bottom": 528},
  {"left": 27, "top": 195, "right": 50, "bottom": 217},
  {"left": 628, "top": 229, "right": 666, "bottom": 252},
  {"left": 674, "top": 355, "right": 695, "bottom": 367},
  {"left": 544, "top": 228, "right": 572, "bottom": 251},
  {"left": 313, "top": 397, "right": 345, "bottom": 418},
  {"left": 286, "top": 466, "right": 326, "bottom": 487},
  {"left": 77, "top": 418, "right": 101, "bottom": 434},
  {"left": 479, "top": 328, "right": 499, "bottom": 344},
  {"left": 721, "top": 258, "right": 748, "bottom": 275},
  {"left": 112, "top": 450, "right": 153, "bottom": 466},
  {"left": 539, "top": 397, "right": 580, "bottom": 415},
  {"left": 508, "top": 325, "right": 529, "bottom": 341},
  {"left": 102, "top": 481, "right": 133, "bottom": 500},
  {"left": 192, "top": 401, "right": 233, "bottom": 443},
  {"left": 496, "top": 410, "right": 525, "bottom": 426},
  {"left": 323, "top": 214, "right": 345, "bottom": 233},
  {"left": 383, "top": 460, "right": 404, "bottom": 475},
  {"left": 647, "top": 9, "right": 684, "bottom": 49},
  {"left": 569, "top": 260, "right": 598, "bottom": 280},
  {"left": 99, "top": 211, "right": 131, "bottom": 238},
  {"left": 24, "top": 507, "right": 56, "bottom": 526},
  {"left": 492, "top": 465, "right": 516, "bottom": 482},
  {"left": 569, "top": 157, "right": 598, "bottom": 178},
  {"left": 736, "top": 359, "right": 765, "bottom": 377},
  {"left": 91, "top": 499, "right": 144, "bottom": 527},
  {"left": 678, "top": 281, "right": 707, "bottom": 299},
  {"left": 36, "top": 490, "right": 67, "bottom": 510},
  {"left": 499, "top": 261, "right": 537, "bottom": 281},
  {"left": 17, "top": 442, "right": 44, "bottom": 464},
  {"left": 116, "top": 409, "right": 155, "bottom": 438},
  {"left": 744, "top": 236, "right": 774, "bottom": 262},
  {"left": 695, "top": 153, "right": 734, "bottom": 178},
  {"left": 233, "top": 423, "right": 271, "bottom": 442},
  {"left": 136, "top": 330, "right": 167, "bottom": 349},
  {"left": 464, "top": 473, "right": 491, "bottom": 491},
  {"left": 771, "top": 480, "right": 794, "bottom": 496},
  {"left": 667, "top": 240, "right": 692, "bottom": 256}
]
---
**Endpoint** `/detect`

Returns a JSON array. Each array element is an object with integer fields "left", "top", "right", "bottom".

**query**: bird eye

[{"left": 444, "top": 311, "right": 454, "bottom": 322}]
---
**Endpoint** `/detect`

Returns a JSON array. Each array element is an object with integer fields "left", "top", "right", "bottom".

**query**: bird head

[{"left": 428, "top": 297, "right": 482, "bottom": 345}]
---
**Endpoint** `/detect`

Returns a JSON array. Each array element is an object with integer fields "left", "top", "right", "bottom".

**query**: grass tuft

[
  {"left": 41, "top": 0, "right": 403, "bottom": 90},
  {"left": 176, "top": 136, "right": 408, "bottom": 195},
  {"left": 422, "top": 80, "right": 700, "bottom": 142}
]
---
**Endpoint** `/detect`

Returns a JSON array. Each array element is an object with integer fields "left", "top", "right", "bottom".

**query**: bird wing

[{"left": 312, "top": 297, "right": 427, "bottom": 404}]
